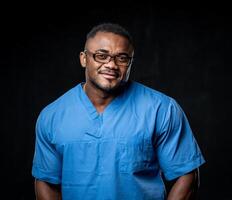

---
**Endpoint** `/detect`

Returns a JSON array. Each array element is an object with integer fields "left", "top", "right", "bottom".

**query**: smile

[
  {"left": 100, "top": 73, "right": 118, "bottom": 80},
  {"left": 99, "top": 70, "right": 119, "bottom": 80}
]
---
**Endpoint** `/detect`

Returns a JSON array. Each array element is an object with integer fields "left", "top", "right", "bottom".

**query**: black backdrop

[{"left": 1, "top": 4, "right": 231, "bottom": 199}]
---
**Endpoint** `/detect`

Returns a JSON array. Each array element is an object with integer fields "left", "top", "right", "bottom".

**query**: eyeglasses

[{"left": 84, "top": 50, "right": 132, "bottom": 67}]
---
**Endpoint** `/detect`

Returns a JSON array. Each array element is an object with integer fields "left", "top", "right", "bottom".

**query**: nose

[{"left": 104, "top": 57, "right": 118, "bottom": 69}]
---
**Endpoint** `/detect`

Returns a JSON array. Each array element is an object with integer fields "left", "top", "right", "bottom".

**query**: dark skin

[
  {"left": 80, "top": 32, "right": 134, "bottom": 113},
  {"left": 34, "top": 180, "right": 61, "bottom": 200},
  {"left": 35, "top": 32, "right": 200, "bottom": 200},
  {"left": 167, "top": 169, "right": 199, "bottom": 200}
]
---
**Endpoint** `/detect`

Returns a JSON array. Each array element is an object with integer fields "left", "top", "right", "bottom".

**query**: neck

[{"left": 83, "top": 82, "right": 123, "bottom": 113}]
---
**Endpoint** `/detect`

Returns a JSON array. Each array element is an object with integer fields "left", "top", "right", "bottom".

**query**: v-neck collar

[{"left": 77, "top": 82, "right": 129, "bottom": 121}]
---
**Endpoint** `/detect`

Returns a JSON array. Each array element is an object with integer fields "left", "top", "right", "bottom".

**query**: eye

[
  {"left": 117, "top": 55, "right": 130, "bottom": 63},
  {"left": 95, "top": 53, "right": 109, "bottom": 60}
]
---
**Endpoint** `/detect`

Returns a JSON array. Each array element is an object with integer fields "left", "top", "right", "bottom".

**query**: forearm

[
  {"left": 35, "top": 179, "right": 61, "bottom": 200},
  {"left": 167, "top": 169, "right": 199, "bottom": 200}
]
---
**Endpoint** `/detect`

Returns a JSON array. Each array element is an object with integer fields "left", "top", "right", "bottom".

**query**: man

[{"left": 32, "top": 23, "right": 205, "bottom": 200}]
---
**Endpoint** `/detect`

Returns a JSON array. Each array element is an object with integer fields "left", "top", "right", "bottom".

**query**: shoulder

[
  {"left": 126, "top": 81, "right": 185, "bottom": 134},
  {"left": 129, "top": 81, "right": 175, "bottom": 106},
  {"left": 128, "top": 81, "right": 184, "bottom": 119},
  {"left": 37, "top": 83, "right": 81, "bottom": 128}
]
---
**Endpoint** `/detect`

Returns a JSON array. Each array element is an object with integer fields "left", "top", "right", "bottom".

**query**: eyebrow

[
  {"left": 95, "top": 49, "right": 130, "bottom": 56},
  {"left": 95, "top": 49, "right": 109, "bottom": 53}
]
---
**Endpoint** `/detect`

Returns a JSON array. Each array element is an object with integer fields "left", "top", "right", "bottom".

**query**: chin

[
  {"left": 100, "top": 84, "right": 118, "bottom": 92},
  {"left": 98, "top": 81, "right": 122, "bottom": 92},
  {"left": 91, "top": 77, "right": 127, "bottom": 92}
]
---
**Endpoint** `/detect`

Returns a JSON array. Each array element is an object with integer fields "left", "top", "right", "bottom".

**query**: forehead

[{"left": 85, "top": 32, "right": 133, "bottom": 53}]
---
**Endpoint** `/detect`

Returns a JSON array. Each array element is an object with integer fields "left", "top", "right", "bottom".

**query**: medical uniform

[{"left": 32, "top": 81, "right": 205, "bottom": 200}]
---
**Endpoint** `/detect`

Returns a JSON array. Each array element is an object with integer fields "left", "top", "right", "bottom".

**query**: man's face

[{"left": 80, "top": 32, "right": 134, "bottom": 92}]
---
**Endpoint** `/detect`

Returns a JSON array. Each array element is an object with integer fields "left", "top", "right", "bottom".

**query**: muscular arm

[
  {"left": 35, "top": 179, "right": 61, "bottom": 200},
  {"left": 167, "top": 169, "right": 199, "bottom": 200}
]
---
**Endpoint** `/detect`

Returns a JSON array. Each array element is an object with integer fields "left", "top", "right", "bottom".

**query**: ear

[{"left": 79, "top": 52, "right": 87, "bottom": 68}]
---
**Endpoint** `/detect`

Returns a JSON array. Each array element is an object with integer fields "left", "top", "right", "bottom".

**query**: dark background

[{"left": 1, "top": 3, "right": 231, "bottom": 199}]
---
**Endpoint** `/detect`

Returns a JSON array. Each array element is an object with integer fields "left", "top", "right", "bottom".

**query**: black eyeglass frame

[{"left": 83, "top": 50, "right": 133, "bottom": 67}]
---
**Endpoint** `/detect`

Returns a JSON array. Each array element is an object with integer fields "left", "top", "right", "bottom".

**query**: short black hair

[{"left": 86, "top": 23, "right": 134, "bottom": 48}]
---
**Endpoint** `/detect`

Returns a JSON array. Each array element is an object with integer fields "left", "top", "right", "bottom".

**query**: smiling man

[{"left": 32, "top": 23, "right": 205, "bottom": 200}]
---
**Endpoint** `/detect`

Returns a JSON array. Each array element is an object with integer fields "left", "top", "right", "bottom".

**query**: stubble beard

[
  {"left": 89, "top": 74, "right": 129, "bottom": 95},
  {"left": 86, "top": 67, "right": 127, "bottom": 94},
  {"left": 91, "top": 78, "right": 120, "bottom": 93}
]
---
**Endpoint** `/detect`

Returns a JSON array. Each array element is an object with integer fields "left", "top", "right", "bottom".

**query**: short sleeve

[
  {"left": 155, "top": 98, "right": 205, "bottom": 181},
  {"left": 32, "top": 110, "right": 62, "bottom": 184}
]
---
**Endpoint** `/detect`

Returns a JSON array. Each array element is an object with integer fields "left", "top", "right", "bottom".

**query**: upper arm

[
  {"left": 35, "top": 179, "right": 61, "bottom": 200},
  {"left": 177, "top": 169, "right": 200, "bottom": 188},
  {"left": 166, "top": 169, "right": 200, "bottom": 200},
  {"left": 155, "top": 99, "right": 205, "bottom": 180},
  {"left": 32, "top": 111, "right": 62, "bottom": 184}
]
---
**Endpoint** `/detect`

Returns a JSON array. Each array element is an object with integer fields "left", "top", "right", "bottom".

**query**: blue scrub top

[{"left": 32, "top": 81, "right": 205, "bottom": 200}]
